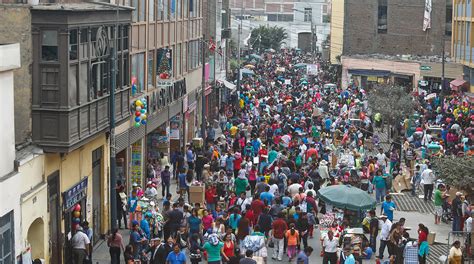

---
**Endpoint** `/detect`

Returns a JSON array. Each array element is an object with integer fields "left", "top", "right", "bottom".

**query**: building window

[
  {"left": 177, "top": 0, "right": 181, "bottom": 18},
  {"left": 90, "top": 60, "right": 110, "bottom": 99},
  {"left": 139, "top": 0, "right": 146, "bottom": 21},
  {"left": 446, "top": 3, "right": 453, "bottom": 36},
  {"left": 0, "top": 211, "right": 14, "bottom": 264},
  {"left": 182, "top": 42, "right": 187, "bottom": 73},
  {"left": 149, "top": 0, "right": 155, "bottom": 21},
  {"left": 170, "top": 0, "right": 175, "bottom": 19},
  {"left": 183, "top": 0, "right": 188, "bottom": 18},
  {"left": 42, "top": 30, "right": 58, "bottom": 61},
  {"left": 304, "top": 8, "right": 312, "bottom": 22},
  {"left": 69, "top": 29, "right": 78, "bottom": 60},
  {"left": 148, "top": 51, "right": 154, "bottom": 87},
  {"left": 267, "top": 14, "right": 293, "bottom": 22},
  {"left": 132, "top": 53, "right": 145, "bottom": 95},
  {"left": 378, "top": 0, "right": 388, "bottom": 33}
]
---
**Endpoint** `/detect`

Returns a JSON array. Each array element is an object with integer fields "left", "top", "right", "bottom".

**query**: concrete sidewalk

[{"left": 92, "top": 229, "right": 130, "bottom": 264}]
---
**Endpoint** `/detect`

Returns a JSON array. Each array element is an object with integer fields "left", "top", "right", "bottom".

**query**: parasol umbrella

[
  {"left": 300, "top": 80, "right": 308, "bottom": 85},
  {"left": 250, "top": 54, "right": 263, "bottom": 60},
  {"left": 244, "top": 64, "right": 255, "bottom": 69},
  {"left": 294, "top": 63, "right": 308, "bottom": 68},
  {"left": 317, "top": 185, "right": 376, "bottom": 211},
  {"left": 265, "top": 48, "right": 276, "bottom": 53}
]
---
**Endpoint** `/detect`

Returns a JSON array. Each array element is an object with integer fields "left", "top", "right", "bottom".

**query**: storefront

[
  {"left": 130, "top": 140, "right": 144, "bottom": 186},
  {"left": 146, "top": 124, "right": 169, "bottom": 162},
  {"left": 62, "top": 177, "right": 88, "bottom": 263}
]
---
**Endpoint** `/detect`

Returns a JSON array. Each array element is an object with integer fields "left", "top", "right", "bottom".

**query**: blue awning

[{"left": 348, "top": 69, "right": 391, "bottom": 77}]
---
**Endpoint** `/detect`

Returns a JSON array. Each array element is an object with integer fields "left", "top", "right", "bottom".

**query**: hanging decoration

[
  {"left": 132, "top": 97, "right": 148, "bottom": 127},
  {"left": 72, "top": 203, "right": 81, "bottom": 231}
]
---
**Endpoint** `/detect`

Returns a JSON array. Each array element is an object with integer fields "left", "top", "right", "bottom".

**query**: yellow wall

[
  {"left": 44, "top": 133, "right": 110, "bottom": 237},
  {"left": 330, "top": 0, "right": 345, "bottom": 64}
]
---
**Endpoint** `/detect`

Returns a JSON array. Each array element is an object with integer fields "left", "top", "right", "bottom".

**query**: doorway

[
  {"left": 47, "top": 172, "right": 61, "bottom": 264},
  {"left": 92, "top": 147, "right": 103, "bottom": 244}
]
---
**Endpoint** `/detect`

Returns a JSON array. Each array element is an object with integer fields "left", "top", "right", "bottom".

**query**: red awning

[{"left": 450, "top": 79, "right": 467, "bottom": 91}]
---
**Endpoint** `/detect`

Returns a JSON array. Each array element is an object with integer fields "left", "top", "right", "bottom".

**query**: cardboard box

[
  {"left": 427, "top": 232, "right": 436, "bottom": 245},
  {"left": 189, "top": 185, "right": 205, "bottom": 205}
]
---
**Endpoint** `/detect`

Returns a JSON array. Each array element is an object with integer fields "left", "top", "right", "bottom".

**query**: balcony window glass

[
  {"left": 123, "top": 26, "right": 129, "bottom": 50},
  {"left": 91, "top": 60, "right": 110, "bottom": 99},
  {"left": 158, "top": 0, "right": 163, "bottom": 20},
  {"left": 69, "top": 29, "right": 78, "bottom": 60},
  {"left": 304, "top": 8, "right": 312, "bottom": 22},
  {"left": 42, "top": 30, "right": 58, "bottom": 61},
  {"left": 133, "top": 0, "right": 138, "bottom": 22},
  {"left": 149, "top": 0, "right": 155, "bottom": 21},
  {"left": 164, "top": 0, "right": 169, "bottom": 20},
  {"left": 170, "top": 0, "right": 175, "bottom": 20},
  {"left": 148, "top": 51, "right": 154, "bottom": 87},
  {"left": 183, "top": 0, "right": 188, "bottom": 18},
  {"left": 139, "top": 0, "right": 146, "bottom": 21},
  {"left": 131, "top": 53, "right": 145, "bottom": 95},
  {"left": 176, "top": 43, "right": 181, "bottom": 76}
]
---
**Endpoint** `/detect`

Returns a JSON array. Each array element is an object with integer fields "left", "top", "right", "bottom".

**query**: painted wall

[
  {"left": 330, "top": 0, "right": 344, "bottom": 64},
  {"left": 44, "top": 134, "right": 110, "bottom": 237},
  {"left": 0, "top": 6, "right": 33, "bottom": 145}
]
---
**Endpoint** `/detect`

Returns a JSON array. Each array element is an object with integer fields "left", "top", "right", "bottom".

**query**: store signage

[
  {"left": 149, "top": 78, "right": 187, "bottom": 113},
  {"left": 62, "top": 177, "right": 88, "bottom": 211},
  {"left": 420, "top": 65, "right": 432, "bottom": 71}
]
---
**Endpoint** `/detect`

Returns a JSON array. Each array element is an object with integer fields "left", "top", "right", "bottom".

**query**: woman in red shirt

[
  {"left": 223, "top": 233, "right": 235, "bottom": 262},
  {"left": 418, "top": 223, "right": 429, "bottom": 244}
]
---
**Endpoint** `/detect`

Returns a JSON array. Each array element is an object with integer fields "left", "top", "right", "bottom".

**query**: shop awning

[
  {"left": 450, "top": 79, "right": 467, "bottom": 91},
  {"left": 218, "top": 79, "right": 236, "bottom": 90},
  {"left": 348, "top": 69, "right": 391, "bottom": 77}
]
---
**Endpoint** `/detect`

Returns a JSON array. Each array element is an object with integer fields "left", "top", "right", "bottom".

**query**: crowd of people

[{"left": 96, "top": 48, "right": 474, "bottom": 264}]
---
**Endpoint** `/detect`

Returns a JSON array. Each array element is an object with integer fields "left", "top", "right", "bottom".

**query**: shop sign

[
  {"left": 306, "top": 64, "right": 319, "bottom": 75},
  {"left": 149, "top": 78, "right": 187, "bottom": 113},
  {"left": 420, "top": 65, "right": 432, "bottom": 71},
  {"left": 367, "top": 76, "right": 378, "bottom": 82},
  {"left": 131, "top": 141, "right": 142, "bottom": 184},
  {"left": 62, "top": 177, "right": 88, "bottom": 211}
]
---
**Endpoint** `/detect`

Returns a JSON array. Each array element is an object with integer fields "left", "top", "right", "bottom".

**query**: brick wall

[{"left": 343, "top": 0, "right": 446, "bottom": 56}]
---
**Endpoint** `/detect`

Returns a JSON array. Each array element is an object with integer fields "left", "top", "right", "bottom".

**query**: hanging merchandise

[
  {"left": 71, "top": 203, "right": 82, "bottom": 231},
  {"left": 132, "top": 98, "right": 148, "bottom": 127}
]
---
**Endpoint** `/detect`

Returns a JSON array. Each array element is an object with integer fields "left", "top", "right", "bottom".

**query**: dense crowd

[{"left": 68, "top": 48, "right": 473, "bottom": 264}]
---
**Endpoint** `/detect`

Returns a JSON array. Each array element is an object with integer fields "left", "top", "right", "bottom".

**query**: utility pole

[
  {"left": 236, "top": 5, "right": 243, "bottom": 99},
  {"left": 441, "top": 36, "right": 446, "bottom": 93},
  {"left": 109, "top": 0, "right": 119, "bottom": 230},
  {"left": 201, "top": 36, "right": 207, "bottom": 142}
]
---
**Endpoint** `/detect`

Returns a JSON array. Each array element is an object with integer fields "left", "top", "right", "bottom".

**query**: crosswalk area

[
  {"left": 427, "top": 243, "right": 449, "bottom": 263},
  {"left": 391, "top": 193, "right": 434, "bottom": 214}
]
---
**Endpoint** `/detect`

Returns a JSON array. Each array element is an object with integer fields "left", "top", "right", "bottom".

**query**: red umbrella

[
  {"left": 306, "top": 148, "right": 318, "bottom": 158},
  {"left": 416, "top": 127, "right": 423, "bottom": 132}
]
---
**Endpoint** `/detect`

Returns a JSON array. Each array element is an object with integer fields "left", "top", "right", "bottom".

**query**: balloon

[
  {"left": 74, "top": 204, "right": 81, "bottom": 211},
  {"left": 135, "top": 122, "right": 141, "bottom": 127},
  {"left": 136, "top": 106, "right": 142, "bottom": 111},
  {"left": 140, "top": 109, "right": 146, "bottom": 114},
  {"left": 135, "top": 111, "right": 141, "bottom": 117},
  {"left": 141, "top": 119, "right": 147, "bottom": 125},
  {"left": 135, "top": 117, "right": 140, "bottom": 122},
  {"left": 135, "top": 100, "right": 143, "bottom": 107},
  {"left": 131, "top": 76, "right": 137, "bottom": 84},
  {"left": 73, "top": 211, "right": 81, "bottom": 218},
  {"left": 141, "top": 98, "right": 147, "bottom": 103},
  {"left": 73, "top": 218, "right": 81, "bottom": 224},
  {"left": 141, "top": 114, "right": 147, "bottom": 119}
]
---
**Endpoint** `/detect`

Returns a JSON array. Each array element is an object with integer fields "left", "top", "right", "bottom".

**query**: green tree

[
  {"left": 431, "top": 155, "right": 474, "bottom": 197},
  {"left": 249, "top": 25, "right": 288, "bottom": 51},
  {"left": 367, "top": 84, "right": 414, "bottom": 137}
]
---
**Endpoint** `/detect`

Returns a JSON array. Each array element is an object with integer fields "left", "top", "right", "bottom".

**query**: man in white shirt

[
  {"left": 375, "top": 148, "right": 388, "bottom": 173},
  {"left": 288, "top": 180, "right": 303, "bottom": 197},
  {"left": 322, "top": 230, "right": 339, "bottom": 264},
  {"left": 71, "top": 226, "right": 90, "bottom": 264},
  {"left": 420, "top": 164, "right": 436, "bottom": 202},
  {"left": 377, "top": 215, "right": 392, "bottom": 260}
]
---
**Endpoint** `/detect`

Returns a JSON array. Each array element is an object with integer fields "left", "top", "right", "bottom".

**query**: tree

[
  {"left": 367, "top": 84, "right": 414, "bottom": 137},
  {"left": 249, "top": 25, "right": 288, "bottom": 51},
  {"left": 431, "top": 155, "right": 474, "bottom": 197}
]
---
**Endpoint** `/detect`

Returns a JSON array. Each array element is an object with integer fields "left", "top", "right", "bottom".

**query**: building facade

[
  {"left": 452, "top": 0, "right": 474, "bottom": 93},
  {"left": 231, "top": 0, "right": 330, "bottom": 52},
  {"left": 331, "top": 0, "right": 461, "bottom": 91}
]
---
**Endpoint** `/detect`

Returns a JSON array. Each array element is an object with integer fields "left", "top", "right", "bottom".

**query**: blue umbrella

[
  {"left": 240, "top": 68, "right": 255, "bottom": 75},
  {"left": 294, "top": 63, "right": 307, "bottom": 68}
]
